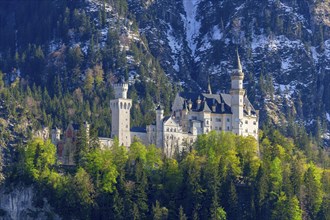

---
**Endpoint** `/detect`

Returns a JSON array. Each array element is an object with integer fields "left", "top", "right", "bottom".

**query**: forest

[{"left": 7, "top": 127, "right": 329, "bottom": 220}]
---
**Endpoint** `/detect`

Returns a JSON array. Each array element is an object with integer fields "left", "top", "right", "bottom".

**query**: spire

[
  {"left": 207, "top": 75, "right": 212, "bottom": 94},
  {"left": 232, "top": 48, "right": 244, "bottom": 77},
  {"left": 236, "top": 48, "right": 242, "bottom": 72}
]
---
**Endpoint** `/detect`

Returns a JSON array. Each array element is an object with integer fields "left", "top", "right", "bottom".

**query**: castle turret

[
  {"left": 51, "top": 127, "right": 61, "bottom": 145},
  {"left": 156, "top": 105, "right": 164, "bottom": 147},
  {"left": 230, "top": 50, "right": 245, "bottom": 135},
  {"left": 110, "top": 82, "right": 132, "bottom": 147},
  {"left": 114, "top": 83, "right": 129, "bottom": 99},
  {"left": 84, "top": 121, "right": 90, "bottom": 144}
]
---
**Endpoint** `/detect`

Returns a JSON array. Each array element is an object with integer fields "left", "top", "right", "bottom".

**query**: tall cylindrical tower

[{"left": 110, "top": 83, "right": 132, "bottom": 147}]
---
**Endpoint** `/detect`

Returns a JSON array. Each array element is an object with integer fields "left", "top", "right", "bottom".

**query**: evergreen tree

[
  {"left": 179, "top": 206, "right": 188, "bottom": 220},
  {"left": 304, "top": 163, "right": 323, "bottom": 219}
]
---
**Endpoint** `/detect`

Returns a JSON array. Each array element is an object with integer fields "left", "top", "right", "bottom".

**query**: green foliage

[
  {"left": 269, "top": 157, "right": 283, "bottom": 195},
  {"left": 23, "top": 138, "right": 56, "bottom": 180},
  {"left": 304, "top": 163, "right": 323, "bottom": 219},
  {"left": 214, "top": 207, "right": 227, "bottom": 220},
  {"left": 14, "top": 129, "right": 330, "bottom": 220},
  {"left": 72, "top": 167, "right": 95, "bottom": 207},
  {"left": 152, "top": 200, "right": 168, "bottom": 220},
  {"left": 129, "top": 140, "right": 147, "bottom": 163},
  {"left": 84, "top": 148, "right": 118, "bottom": 193}
]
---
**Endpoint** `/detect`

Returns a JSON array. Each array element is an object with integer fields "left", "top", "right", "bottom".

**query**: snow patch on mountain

[
  {"left": 252, "top": 34, "right": 303, "bottom": 52},
  {"left": 281, "top": 56, "right": 293, "bottom": 72},
  {"left": 212, "top": 25, "right": 222, "bottom": 40},
  {"left": 182, "top": 0, "right": 201, "bottom": 57},
  {"left": 166, "top": 24, "right": 182, "bottom": 72},
  {"left": 310, "top": 47, "right": 319, "bottom": 64},
  {"left": 195, "top": 25, "right": 222, "bottom": 62},
  {"left": 86, "top": 0, "right": 113, "bottom": 12},
  {"left": 274, "top": 82, "right": 296, "bottom": 100},
  {"left": 325, "top": 40, "right": 330, "bottom": 58}
]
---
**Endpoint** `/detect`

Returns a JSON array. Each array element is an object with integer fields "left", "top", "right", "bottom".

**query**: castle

[
  {"left": 107, "top": 51, "right": 259, "bottom": 157},
  {"left": 45, "top": 52, "right": 259, "bottom": 162}
]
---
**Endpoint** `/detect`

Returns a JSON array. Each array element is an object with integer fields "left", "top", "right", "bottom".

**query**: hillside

[
  {"left": 0, "top": 0, "right": 330, "bottom": 219},
  {"left": 1, "top": 0, "right": 329, "bottom": 144},
  {"left": 130, "top": 0, "right": 330, "bottom": 141}
]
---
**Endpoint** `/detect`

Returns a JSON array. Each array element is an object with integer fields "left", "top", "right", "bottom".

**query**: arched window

[
  {"left": 120, "top": 102, "right": 123, "bottom": 109},
  {"left": 124, "top": 103, "right": 127, "bottom": 109}
]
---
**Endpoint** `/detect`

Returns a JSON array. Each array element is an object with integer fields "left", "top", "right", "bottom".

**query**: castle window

[
  {"left": 227, "top": 126, "right": 230, "bottom": 130},
  {"left": 245, "top": 129, "right": 248, "bottom": 133},
  {"left": 254, "top": 130, "right": 256, "bottom": 134},
  {"left": 219, "top": 127, "right": 222, "bottom": 131},
  {"left": 206, "top": 120, "right": 209, "bottom": 125},
  {"left": 227, "top": 118, "right": 230, "bottom": 122},
  {"left": 216, "top": 118, "right": 221, "bottom": 122},
  {"left": 253, "top": 121, "right": 257, "bottom": 125},
  {"left": 167, "top": 128, "right": 169, "bottom": 132},
  {"left": 245, "top": 120, "right": 248, "bottom": 124}
]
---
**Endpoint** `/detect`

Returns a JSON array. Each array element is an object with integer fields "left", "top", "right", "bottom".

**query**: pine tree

[
  {"left": 304, "top": 163, "right": 323, "bottom": 219},
  {"left": 179, "top": 206, "right": 188, "bottom": 220}
]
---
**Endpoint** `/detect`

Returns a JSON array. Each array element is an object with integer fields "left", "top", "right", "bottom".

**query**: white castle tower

[
  {"left": 230, "top": 50, "right": 245, "bottom": 135},
  {"left": 110, "top": 82, "right": 132, "bottom": 146},
  {"left": 51, "top": 127, "right": 61, "bottom": 144},
  {"left": 156, "top": 105, "right": 164, "bottom": 147}
]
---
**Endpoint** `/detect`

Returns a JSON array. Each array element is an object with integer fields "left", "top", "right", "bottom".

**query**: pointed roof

[
  {"left": 156, "top": 104, "right": 164, "bottom": 111},
  {"left": 236, "top": 49, "right": 242, "bottom": 72},
  {"left": 232, "top": 49, "right": 244, "bottom": 77},
  {"left": 202, "top": 101, "right": 211, "bottom": 112}
]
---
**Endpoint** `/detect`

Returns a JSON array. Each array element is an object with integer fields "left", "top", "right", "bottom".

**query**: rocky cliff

[{"left": 0, "top": 186, "right": 60, "bottom": 220}]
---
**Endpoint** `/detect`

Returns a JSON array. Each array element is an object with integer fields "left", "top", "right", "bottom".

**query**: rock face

[
  {"left": 0, "top": 186, "right": 60, "bottom": 220},
  {"left": 129, "top": 0, "right": 330, "bottom": 140}
]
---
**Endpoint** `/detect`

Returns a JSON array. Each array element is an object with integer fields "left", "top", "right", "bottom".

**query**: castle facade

[
  {"left": 46, "top": 52, "right": 259, "bottom": 161},
  {"left": 109, "top": 52, "right": 259, "bottom": 157}
]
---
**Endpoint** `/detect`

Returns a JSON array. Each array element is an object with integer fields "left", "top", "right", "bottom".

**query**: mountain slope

[{"left": 129, "top": 0, "right": 330, "bottom": 142}]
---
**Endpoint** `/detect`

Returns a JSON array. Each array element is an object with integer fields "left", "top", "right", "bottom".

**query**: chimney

[
  {"left": 197, "top": 96, "right": 201, "bottom": 110},
  {"left": 188, "top": 99, "right": 192, "bottom": 110},
  {"left": 212, "top": 104, "right": 216, "bottom": 112},
  {"left": 247, "top": 105, "right": 251, "bottom": 115}
]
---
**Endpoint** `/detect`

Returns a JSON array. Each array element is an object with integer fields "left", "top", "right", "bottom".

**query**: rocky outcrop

[{"left": 0, "top": 186, "right": 60, "bottom": 220}]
